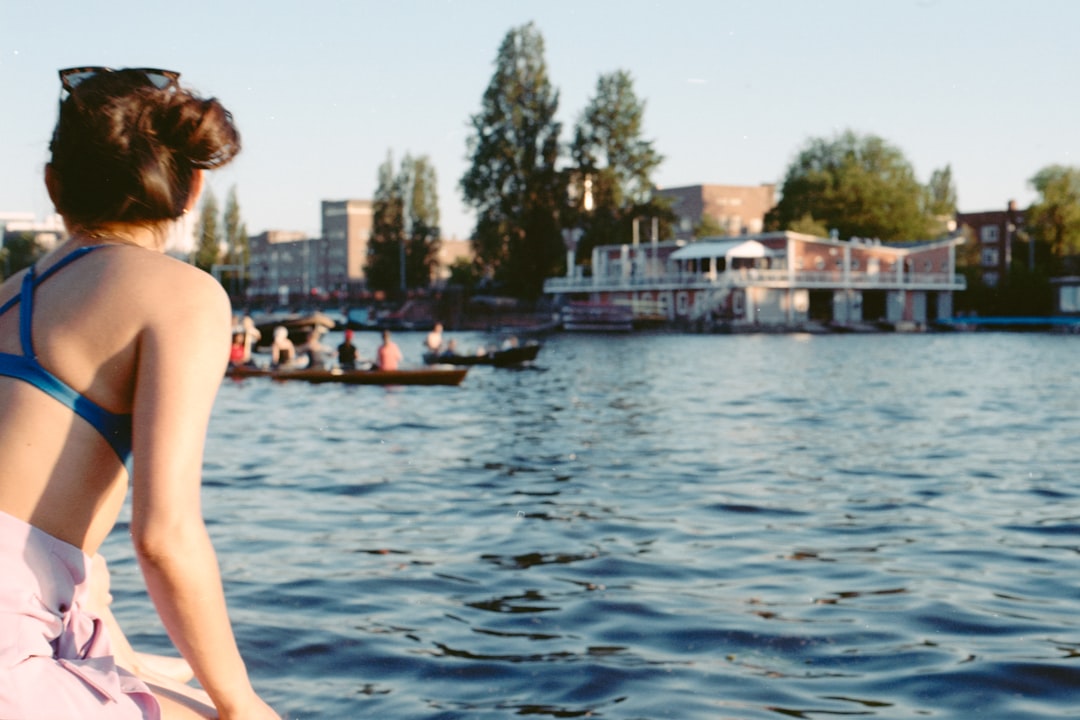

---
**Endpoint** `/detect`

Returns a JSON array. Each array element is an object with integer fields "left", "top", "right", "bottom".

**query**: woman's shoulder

[
  {"left": 107, "top": 249, "right": 231, "bottom": 324},
  {"left": 119, "top": 249, "right": 226, "bottom": 294}
]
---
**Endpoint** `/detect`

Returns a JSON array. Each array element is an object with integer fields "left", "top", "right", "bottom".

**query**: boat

[
  {"left": 252, "top": 312, "right": 338, "bottom": 348},
  {"left": 226, "top": 365, "right": 469, "bottom": 386},
  {"left": 423, "top": 342, "right": 541, "bottom": 367},
  {"left": 560, "top": 302, "right": 634, "bottom": 332}
]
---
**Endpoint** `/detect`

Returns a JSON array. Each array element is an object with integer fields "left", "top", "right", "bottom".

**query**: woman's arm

[{"left": 129, "top": 270, "right": 277, "bottom": 719}]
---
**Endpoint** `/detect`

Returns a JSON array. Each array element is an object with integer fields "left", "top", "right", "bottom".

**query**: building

[
  {"left": 321, "top": 199, "right": 373, "bottom": 287},
  {"left": 955, "top": 200, "right": 1024, "bottom": 288},
  {"left": 0, "top": 212, "right": 66, "bottom": 250},
  {"left": 247, "top": 200, "right": 373, "bottom": 305},
  {"left": 247, "top": 230, "right": 312, "bottom": 305},
  {"left": 544, "top": 231, "right": 966, "bottom": 329},
  {"left": 654, "top": 183, "right": 777, "bottom": 240}
]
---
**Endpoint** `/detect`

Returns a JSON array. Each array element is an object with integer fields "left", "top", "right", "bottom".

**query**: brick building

[
  {"left": 247, "top": 200, "right": 373, "bottom": 305},
  {"left": 654, "top": 183, "right": 777, "bottom": 240},
  {"left": 955, "top": 200, "right": 1024, "bottom": 288}
]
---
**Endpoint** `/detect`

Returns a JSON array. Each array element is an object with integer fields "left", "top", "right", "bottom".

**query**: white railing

[{"left": 544, "top": 269, "right": 966, "bottom": 293}]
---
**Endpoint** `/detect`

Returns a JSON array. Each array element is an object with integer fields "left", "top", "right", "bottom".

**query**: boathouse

[{"left": 543, "top": 231, "right": 967, "bottom": 330}]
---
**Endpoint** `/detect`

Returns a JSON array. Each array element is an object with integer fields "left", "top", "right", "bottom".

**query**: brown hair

[{"left": 48, "top": 68, "right": 241, "bottom": 233}]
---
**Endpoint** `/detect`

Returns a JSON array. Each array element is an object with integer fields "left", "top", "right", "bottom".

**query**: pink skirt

[{"left": 0, "top": 509, "right": 160, "bottom": 719}]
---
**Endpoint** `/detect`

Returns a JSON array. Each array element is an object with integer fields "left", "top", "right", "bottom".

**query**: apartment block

[{"left": 655, "top": 183, "right": 777, "bottom": 240}]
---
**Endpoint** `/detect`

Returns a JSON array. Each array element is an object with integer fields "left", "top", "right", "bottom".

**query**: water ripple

[{"left": 97, "top": 332, "right": 1080, "bottom": 719}]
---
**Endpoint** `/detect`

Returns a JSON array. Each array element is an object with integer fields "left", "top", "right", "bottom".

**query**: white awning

[{"left": 669, "top": 239, "right": 775, "bottom": 261}]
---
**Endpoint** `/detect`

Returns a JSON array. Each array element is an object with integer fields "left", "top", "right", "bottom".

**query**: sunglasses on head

[{"left": 58, "top": 66, "right": 180, "bottom": 95}]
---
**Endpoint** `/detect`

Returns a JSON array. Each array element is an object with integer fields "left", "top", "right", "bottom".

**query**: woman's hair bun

[
  {"left": 49, "top": 70, "right": 241, "bottom": 230},
  {"left": 155, "top": 95, "right": 241, "bottom": 170}
]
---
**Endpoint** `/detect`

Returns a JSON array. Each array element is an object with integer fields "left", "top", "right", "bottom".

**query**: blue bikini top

[{"left": 0, "top": 245, "right": 133, "bottom": 464}]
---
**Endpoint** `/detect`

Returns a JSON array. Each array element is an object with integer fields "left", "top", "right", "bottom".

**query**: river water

[{"left": 102, "top": 331, "right": 1080, "bottom": 719}]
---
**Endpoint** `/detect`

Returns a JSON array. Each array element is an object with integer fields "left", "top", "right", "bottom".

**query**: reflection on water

[{"left": 104, "top": 332, "right": 1080, "bottom": 719}]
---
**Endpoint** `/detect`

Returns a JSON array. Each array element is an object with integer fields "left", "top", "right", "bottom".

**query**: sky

[{"left": 2, "top": 0, "right": 1077, "bottom": 244}]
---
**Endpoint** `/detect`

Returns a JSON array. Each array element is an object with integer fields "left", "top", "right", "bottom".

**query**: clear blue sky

[{"left": 2, "top": 0, "right": 1077, "bottom": 242}]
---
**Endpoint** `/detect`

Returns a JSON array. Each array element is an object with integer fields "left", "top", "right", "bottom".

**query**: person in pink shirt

[{"left": 376, "top": 329, "right": 404, "bottom": 370}]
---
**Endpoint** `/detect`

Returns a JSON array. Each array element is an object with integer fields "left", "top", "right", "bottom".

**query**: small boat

[
  {"left": 226, "top": 365, "right": 468, "bottom": 386},
  {"left": 423, "top": 342, "right": 541, "bottom": 367}
]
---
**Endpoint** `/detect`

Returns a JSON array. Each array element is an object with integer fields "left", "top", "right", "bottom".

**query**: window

[
  {"left": 981, "top": 247, "right": 999, "bottom": 267},
  {"left": 983, "top": 271, "right": 999, "bottom": 287},
  {"left": 851, "top": 258, "right": 860, "bottom": 270},
  {"left": 980, "top": 225, "right": 1000, "bottom": 243},
  {"left": 815, "top": 257, "right": 825, "bottom": 270},
  {"left": 1060, "top": 285, "right": 1080, "bottom": 313}
]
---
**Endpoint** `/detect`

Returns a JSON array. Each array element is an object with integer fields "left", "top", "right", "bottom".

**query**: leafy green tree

[
  {"left": 569, "top": 69, "right": 664, "bottom": 257},
  {"left": 193, "top": 187, "right": 221, "bottom": 272},
  {"left": 367, "top": 153, "right": 442, "bottom": 295},
  {"left": 0, "top": 232, "right": 47, "bottom": 279},
  {"left": 461, "top": 22, "right": 565, "bottom": 299},
  {"left": 925, "top": 165, "right": 957, "bottom": 217},
  {"left": 787, "top": 213, "right": 830, "bottom": 237},
  {"left": 1027, "top": 164, "right": 1080, "bottom": 272},
  {"left": 219, "top": 185, "right": 249, "bottom": 296},
  {"left": 765, "top": 129, "right": 934, "bottom": 241},
  {"left": 693, "top": 213, "right": 727, "bottom": 239},
  {"left": 222, "top": 185, "right": 248, "bottom": 266},
  {"left": 403, "top": 155, "right": 441, "bottom": 289},
  {"left": 367, "top": 153, "right": 407, "bottom": 295},
  {"left": 447, "top": 256, "right": 482, "bottom": 292},
  {"left": 925, "top": 165, "right": 958, "bottom": 237}
]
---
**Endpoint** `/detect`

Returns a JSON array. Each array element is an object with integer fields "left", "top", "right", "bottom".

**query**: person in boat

[
  {"left": 337, "top": 328, "right": 360, "bottom": 370},
  {"left": 228, "top": 331, "right": 246, "bottom": 367},
  {"left": 377, "top": 328, "right": 403, "bottom": 370},
  {"left": 270, "top": 325, "right": 296, "bottom": 369},
  {"left": 442, "top": 338, "right": 459, "bottom": 358},
  {"left": 298, "top": 327, "right": 329, "bottom": 369},
  {"left": 235, "top": 313, "right": 261, "bottom": 364},
  {"left": 0, "top": 66, "right": 278, "bottom": 719},
  {"left": 424, "top": 322, "right": 445, "bottom": 354}
]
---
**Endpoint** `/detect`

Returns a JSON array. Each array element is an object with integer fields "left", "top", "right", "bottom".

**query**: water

[{"left": 102, "top": 331, "right": 1080, "bottom": 719}]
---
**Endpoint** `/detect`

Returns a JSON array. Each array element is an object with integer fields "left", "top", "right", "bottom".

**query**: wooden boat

[
  {"left": 226, "top": 365, "right": 468, "bottom": 386},
  {"left": 423, "top": 342, "right": 541, "bottom": 367}
]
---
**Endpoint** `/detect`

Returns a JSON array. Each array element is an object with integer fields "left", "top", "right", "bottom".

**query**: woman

[
  {"left": 0, "top": 67, "right": 278, "bottom": 718},
  {"left": 270, "top": 326, "right": 295, "bottom": 368}
]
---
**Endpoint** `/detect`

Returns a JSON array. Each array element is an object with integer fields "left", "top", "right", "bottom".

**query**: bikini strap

[{"left": 16, "top": 245, "right": 108, "bottom": 358}]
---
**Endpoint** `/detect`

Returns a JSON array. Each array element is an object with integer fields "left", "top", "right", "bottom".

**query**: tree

[
  {"left": 193, "top": 188, "right": 221, "bottom": 272},
  {"left": 219, "top": 185, "right": 249, "bottom": 297},
  {"left": 693, "top": 213, "right": 727, "bottom": 239},
  {"left": 787, "top": 213, "right": 830, "bottom": 238},
  {"left": 460, "top": 22, "right": 565, "bottom": 299},
  {"left": 403, "top": 155, "right": 441, "bottom": 289},
  {"left": 0, "top": 232, "right": 46, "bottom": 279},
  {"left": 1027, "top": 165, "right": 1080, "bottom": 272},
  {"left": 367, "top": 153, "right": 442, "bottom": 295},
  {"left": 765, "top": 129, "right": 935, "bottom": 241},
  {"left": 569, "top": 70, "right": 664, "bottom": 257},
  {"left": 925, "top": 165, "right": 958, "bottom": 237},
  {"left": 222, "top": 186, "right": 249, "bottom": 266},
  {"left": 367, "top": 153, "right": 407, "bottom": 295}
]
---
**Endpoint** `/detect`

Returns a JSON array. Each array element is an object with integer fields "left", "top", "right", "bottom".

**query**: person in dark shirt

[{"left": 337, "top": 328, "right": 360, "bottom": 370}]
